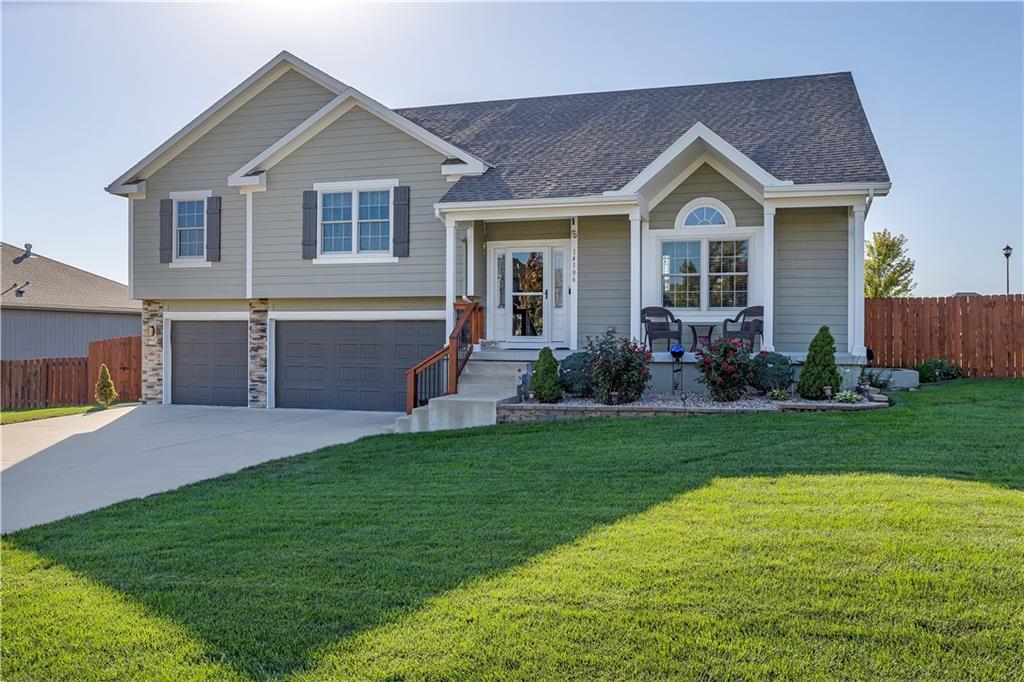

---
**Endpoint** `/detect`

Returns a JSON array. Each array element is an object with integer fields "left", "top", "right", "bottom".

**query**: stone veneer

[
  {"left": 141, "top": 300, "right": 164, "bottom": 404},
  {"left": 248, "top": 299, "right": 269, "bottom": 408}
]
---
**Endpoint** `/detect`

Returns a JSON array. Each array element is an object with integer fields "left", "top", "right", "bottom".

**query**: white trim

[
  {"left": 164, "top": 311, "right": 249, "bottom": 321},
  {"left": 229, "top": 92, "right": 486, "bottom": 187},
  {"left": 437, "top": 195, "right": 639, "bottom": 222},
  {"left": 673, "top": 197, "right": 736, "bottom": 229},
  {"left": 268, "top": 309, "right": 445, "bottom": 321},
  {"left": 761, "top": 206, "right": 775, "bottom": 352},
  {"left": 169, "top": 190, "right": 212, "bottom": 200},
  {"left": 127, "top": 199, "right": 134, "bottom": 299},
  {"left": 168, "top": 260, "right": 212, "bottom": 269},
  {"left": 847, "top": 208, "right": 856, "bottom": 354},
  {"left": 466, "top": 224, "right": 475, "bottom": 297},
  {"left": 107, "top": 51, "right": 350, "bottom": 195},
  {"left": 851, "top": 204, "right": 867, "bottom": 355},
  {"left": 569, "top": 217, "right": 579, "bottom": 350},
  {"left": 630, "top": 212, "right": 642, "bottom": 341},
  {"left": 313, "top": 178, "right": 399, "bottom": 192},
  {"left": 647, "top": 154, "right": 765, "bottom": 210},
  {"left": 315, "top": 181, "right": 397, "bottom": 259},
  {"left": 613, "top": 122, "right": 787, "bottom": 197},
  {"left": 267, "top": 320, "right": 276, "bottom": 409},
  {"left": 445, "top": 219, "right": 458, "bottom": 334},
  {"left": 245, "top": 191, "right": 253, "bottom": 298},
  {"left": 162, "top": 317, "right": 171, "bottom": 405},
  {"left": 764, "top": 182, "right": 891, "bottom": 199},
  {"left": 312, "top": 256, "right": 399, "bottom": 265}
]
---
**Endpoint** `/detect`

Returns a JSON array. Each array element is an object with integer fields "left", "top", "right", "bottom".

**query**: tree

[
  {"left": 796, "top": 326, "right": 842, "bottom": 400},
  {"left": 865, "top": 229, "right": 916, "bottom": 298},
  {"left": 530, "top": 347, "right": 563, "bottom": 403},
  {"left": 94, "top": 363, "right": 119, "bottom": 407}
]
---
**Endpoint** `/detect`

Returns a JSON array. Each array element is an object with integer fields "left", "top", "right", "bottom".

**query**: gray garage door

[
  {"left": 171, "top": 321, "right": 248, "bottom": 406},
  {"left": 275, "top": 320, "right": 444, "bottom": 411}
]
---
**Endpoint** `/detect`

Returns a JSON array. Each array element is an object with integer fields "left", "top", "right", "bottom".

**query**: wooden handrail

[{"left": 405, "top": 301, "right": 482, "bottom": 413}]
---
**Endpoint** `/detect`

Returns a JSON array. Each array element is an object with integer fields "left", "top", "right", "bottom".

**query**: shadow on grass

[{"left": 5, "top": 380, "right": 1022, "bottom": 679}]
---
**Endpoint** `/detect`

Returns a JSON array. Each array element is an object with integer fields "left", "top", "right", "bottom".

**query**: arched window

[{"left": 683, "top": 206, "right": 727, "bottom": 226}]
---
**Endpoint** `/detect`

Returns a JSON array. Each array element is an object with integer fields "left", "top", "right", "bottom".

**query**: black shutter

[
  {"left": 302, "top": 190, "right": 317, "bottom": 259},
  {"left": 205, "top": 196, "right": 221, "bottom": 262},
  {"left": 393, "top": 185, "right": 410, "bottom": 257},
  {"left": 159, "top": 199, "right": 173, "bottom": 263}
]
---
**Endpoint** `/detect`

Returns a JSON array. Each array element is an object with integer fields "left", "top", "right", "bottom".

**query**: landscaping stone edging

[{"left": 497, "top": 398, "right": 887, "bottom": 423}]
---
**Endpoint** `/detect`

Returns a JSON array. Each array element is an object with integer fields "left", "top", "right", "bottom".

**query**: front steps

[{"left": 392, "top": 359, "right": 527, "bottom": 433}]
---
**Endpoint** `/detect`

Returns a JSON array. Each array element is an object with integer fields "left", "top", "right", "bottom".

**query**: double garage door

[{"left": 170, "top": 319, "right": 443, "bottom": 411}]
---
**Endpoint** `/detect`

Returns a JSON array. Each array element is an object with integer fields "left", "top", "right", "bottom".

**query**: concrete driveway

[{"left": 1, "top": 405, "right": 396, "bottom": 533}]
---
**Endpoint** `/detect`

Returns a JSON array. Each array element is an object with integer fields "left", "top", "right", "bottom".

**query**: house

[
  {"left": 106, "top": 51, "right": 888, "bottom": 414},
  {"left": 1, "top": 243, "right": 140, "bottom": 360}
]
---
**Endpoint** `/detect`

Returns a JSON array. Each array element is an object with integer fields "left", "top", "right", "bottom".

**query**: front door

[{"left": 489, "top": 242, "right": 569, "bottom": 346}]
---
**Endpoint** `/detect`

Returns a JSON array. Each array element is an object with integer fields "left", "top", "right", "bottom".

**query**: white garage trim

[
  {"left": 164, "top": 311, "right": 249, "bottom": 321},
  {"left": 267, "top": 310, "right": 445, "bottom": 321}
]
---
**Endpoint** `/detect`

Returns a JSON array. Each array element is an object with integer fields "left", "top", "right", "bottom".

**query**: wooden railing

[{"left": 405, "top": 301, "right": 483, "bottom": 413}]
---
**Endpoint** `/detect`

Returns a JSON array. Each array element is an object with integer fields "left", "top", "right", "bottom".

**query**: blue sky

[{"left": 3, "top": 1, "right": 1022, "bottom": 295}]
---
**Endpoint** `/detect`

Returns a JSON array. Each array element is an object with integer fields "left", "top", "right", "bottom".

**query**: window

[
  {"left": 170, "top": 191, "right": 211, "bottom": 262},
  {"left": 709, "top": 240, "right": 749, "bottom": 308},
  {"left": 316, "top": 182, "right": 394, "bottom": 258},
  {"left": 658, "top": 198, "right": 752, "bottom": 311},
  {"left": 661, "top": 241, "right": 701, "bottom": 308}
]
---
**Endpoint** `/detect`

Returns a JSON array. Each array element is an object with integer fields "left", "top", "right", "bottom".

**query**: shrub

[
  {"left": 796, "top": 326, "right": 842, "bottom": 400},
  {"left": 558, "top": 351, "right": 592, "bottom": 397},
  {"left": 748, "top": 351, "right": 792, "bottom": 392},
  {"left": 696, "top": 337, "right": 752, "bottom": 402},
  {"left": 767, "top": 387, "right": 790, "bottom": 401},
  {"left": 917, "top": 357, "right": 966, "bottom": 383},
  {"left": 587, "top": 333, "right": 652, "bottom": 405},
  {"left": 835, "top": 389, "right": 863, "bottom": 403},
  {"left": 94, "top": 363, "right": 118, "bottom": 407},
  {"left": 530, "top": 347, "right": 563, "bottom": 403},
  {"left": 862, "top": 369, "right": 891, "bottom": 390}
]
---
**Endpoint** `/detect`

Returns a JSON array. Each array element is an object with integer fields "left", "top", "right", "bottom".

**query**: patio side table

[{"left": 688, "top": 323, "right": 717, "bottom": 351}]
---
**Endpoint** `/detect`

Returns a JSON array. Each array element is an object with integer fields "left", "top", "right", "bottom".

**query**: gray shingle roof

[
  {"left": 1, "top": 243, "right": 140, "bottom": 314},
  {"left": 396, "top": 72, "right": 888, "bottom": 203}
]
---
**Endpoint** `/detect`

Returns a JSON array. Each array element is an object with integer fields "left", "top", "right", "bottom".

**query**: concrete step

[
  {"left": 409, "top": 405, "right": 430, "bottom": 432},
  {"left": 427, "top": 394, "right": 517, "bottom": 431},
  {"left": 456, "top": 383, "right": 520, "bottom": 398},
  {"left": 393, "top": 415, "right": 411, "bottom": 433}
]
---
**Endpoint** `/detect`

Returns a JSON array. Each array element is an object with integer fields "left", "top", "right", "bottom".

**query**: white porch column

[
  {"left": 851, "top": 204, "right": 867, "bottom": 356},
  {"left": 570, "top": 216, "right": 579, "bottom": 349},
  {"left": 761, "top": 206, "right": 775, "bottom": 352},
  {"left": 466, "top": 222, "right": 475, "bottom": 297},
  {"left": 629, "top": 210, "right": 642, "bottom": 341},
  {"left": 445, "top": 217, "right": 458, "bottom": 335}
]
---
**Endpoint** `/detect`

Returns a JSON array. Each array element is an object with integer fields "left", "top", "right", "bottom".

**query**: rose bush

[
  {"left": 696, "top": 337, "right": 752, "bottom": 402},
  {"left": 587, "top": 333, "right": 652, "bottom": 405}
]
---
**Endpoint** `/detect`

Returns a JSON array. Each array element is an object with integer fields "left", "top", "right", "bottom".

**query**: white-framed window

[
  {"left": 170, "top": 190, "right": 212, "bottom": 265},
  {"left": 658, "top": 198, "right": 754, "bottom": 312},
  {"left": 313, "top": 179, "right": 397, "bottom": 262}
]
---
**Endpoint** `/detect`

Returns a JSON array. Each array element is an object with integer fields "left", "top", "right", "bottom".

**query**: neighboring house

[
  {"left": 1, "top": 243, "right": 141, "bottom": 360},
  {"left": 106, "top": 51, "right": 889, "bottom": 411}
]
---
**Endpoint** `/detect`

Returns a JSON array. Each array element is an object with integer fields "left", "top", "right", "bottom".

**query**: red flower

[
  {"left": 715, "top": 377, "right": 723, "bottom": 383},
  {"left": 747, "top": 371, "right": 754, "bottom": 378}
]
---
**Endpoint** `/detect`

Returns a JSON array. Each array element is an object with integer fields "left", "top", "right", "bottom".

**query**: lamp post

[{"left": 1004, "top": 245, "right": 1014, "bottom": 295}]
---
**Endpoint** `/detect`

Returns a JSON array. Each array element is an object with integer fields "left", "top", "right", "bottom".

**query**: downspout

[{"left": 864, "top": 187, "right": 875, "bottom": 218}]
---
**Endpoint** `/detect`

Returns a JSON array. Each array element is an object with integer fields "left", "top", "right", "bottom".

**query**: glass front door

[{"left": 511, "top": 250, "right": 545, "bottom": 338}]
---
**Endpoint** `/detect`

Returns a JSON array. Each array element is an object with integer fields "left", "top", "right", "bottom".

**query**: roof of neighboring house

[
  {"left": 397, "top": 71, "right": 889, "bottom": 203},
  {"left": 0, "top": 243, "right": 140, "bottom": 314}
]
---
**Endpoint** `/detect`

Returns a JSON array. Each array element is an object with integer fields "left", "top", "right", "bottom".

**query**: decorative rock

[
  {"left": 141, "top": 300, "right": 164, "bottom": 404},
  {"left": 247, "top": 299, "right": 269, "bottom": 408}
]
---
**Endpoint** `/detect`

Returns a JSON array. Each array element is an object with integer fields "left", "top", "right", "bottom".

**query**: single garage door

[
  {"left": 275, "top": 320, "right": 444, "bottom": 411},
  {"left": 171, "top": 321, "right": 248, "bottom": 406}
]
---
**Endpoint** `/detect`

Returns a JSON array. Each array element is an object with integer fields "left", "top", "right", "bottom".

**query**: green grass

[
  {"left": 1, "top": 401, "right": 135, "bottom": 425},
  {"left": 3, "top": 380, "right": 1023, "bottom": 680}
]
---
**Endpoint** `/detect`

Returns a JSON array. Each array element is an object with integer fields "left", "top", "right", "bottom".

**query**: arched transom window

[{"left": 683, "top": 205, "right": 728, "bottom": 226}]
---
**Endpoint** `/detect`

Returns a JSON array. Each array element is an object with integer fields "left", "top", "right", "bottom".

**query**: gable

[
  {"left": 649, "top": 164, "right": 763, "bottom": 229},
  {"left": 144, "top": 69, "right": 336, "bottom": 192}
]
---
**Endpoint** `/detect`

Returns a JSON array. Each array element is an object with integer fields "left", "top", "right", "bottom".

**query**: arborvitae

[
  {"left": 94, "top": 363, "right": 119, "bottom": 407},
  {"left": 530, "top": 347, "right": 563, "bottom": 403},
  {"left": 796, "top": 326, "right": 842, "bottom": 399}
]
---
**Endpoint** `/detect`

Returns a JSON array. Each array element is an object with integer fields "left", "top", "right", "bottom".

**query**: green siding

[
  {"left": 133, "top": 69, "right": 336, "bottom": 299},
  {"left": 578, "top": 216, "right": 630, "bottom": 341},
  {"left": 774, "top": 207, "right": 849, "bottom": 352},
  {"left": 649, "top": 163, "right": 763, "bottom": 229}
]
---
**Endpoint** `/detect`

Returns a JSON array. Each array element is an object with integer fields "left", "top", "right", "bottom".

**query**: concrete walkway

[{"left": 1, "top": 404, "right": 396, "bottom": 533}]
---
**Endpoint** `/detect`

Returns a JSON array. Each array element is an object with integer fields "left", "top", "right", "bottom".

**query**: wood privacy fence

[
  {"left": 865, "top": 295, "right": 1024, "bottom": 378},
  {"left": 1, "top": 336, "right": 141, "bottom": 410}
]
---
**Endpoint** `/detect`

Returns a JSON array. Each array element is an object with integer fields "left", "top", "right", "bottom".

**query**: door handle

[{"left": 544, "top": 289, "right": 548, "bottom": 300}]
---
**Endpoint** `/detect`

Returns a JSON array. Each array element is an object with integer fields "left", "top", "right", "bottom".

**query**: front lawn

[
  {"left": 1, "top": 401, "right": 135, "bottom": 425},
  {"left": 3, "top": 380, "right": 1022, "bottom": 680}
]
